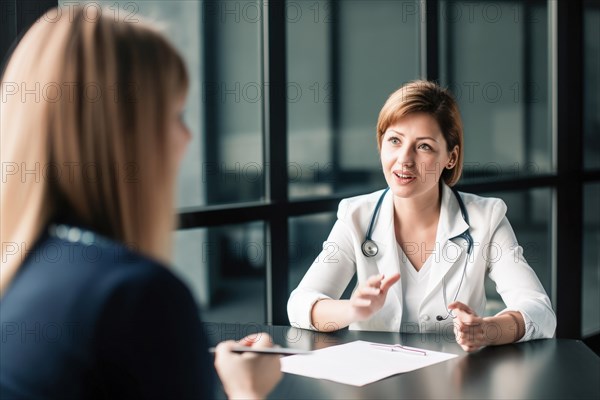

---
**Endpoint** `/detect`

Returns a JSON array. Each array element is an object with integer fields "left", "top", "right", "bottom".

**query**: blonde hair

[
  {"left": 376, "top": 80, "right": 464, "bottom": 186},
  {"left": 1, "top": 7, "right": 189, "bottom": 295}
]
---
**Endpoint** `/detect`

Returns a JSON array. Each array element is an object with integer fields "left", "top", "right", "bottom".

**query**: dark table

[{"left": 203, "top": 323, "right": 600, "bottom": 399}]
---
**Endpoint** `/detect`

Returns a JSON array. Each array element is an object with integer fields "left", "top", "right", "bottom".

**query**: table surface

[{"left": 203, "top": 323, "right": 600, "bottom": 399}]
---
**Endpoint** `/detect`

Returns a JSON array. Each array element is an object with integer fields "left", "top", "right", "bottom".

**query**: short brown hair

[{"left": 376, "top": 80, "right": 463, "bottom": 186}]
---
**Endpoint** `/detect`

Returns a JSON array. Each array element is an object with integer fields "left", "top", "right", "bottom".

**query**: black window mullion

[
  {"left": 179, "top": 202, "right": 273, "bottom": 229},
  {"left": 262, "top": 0, "right": 288, "bottom": 325},
  {"left": 422, "top": 0, "right": 439, "bottom": 82},
  {"left": 554, "top": 0, "right": 584, "bottom": 339}
]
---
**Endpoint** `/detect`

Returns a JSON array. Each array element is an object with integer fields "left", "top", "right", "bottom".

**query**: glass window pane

[
  {"left": 584, "top": 1, "right": 600, "bottom": 170},
  {"left": 173, "top": 222, "right": 266, "bottom": 324},
  {"left": 57, "top": 1, "right": 207, "bottom": 208},
  {"left": 62, "top": 0, "right": 265, "bottom": 207},
  {"left": 286, "top": 0, "right": 334, "bottom": 199},
  {"left": 480, "top": 188, "right": 553, "bottom": 315},
  {"left": 439, "top": 1, "right": 551, "bottom": 182},
  {"left": 582, "top": 184, "right": 600, "bottom": 336},
  {"left": 56, "top": 2, "right": 267, "bottom": 323},
  {"left": 202, "top": 0, "right": 263, "bottom": 205},
  {"left": 289, "top": 212, "right": 339, "bottom": 294},
  {"left": 287, "top": 0, "right": 420, "bottom": 199}
]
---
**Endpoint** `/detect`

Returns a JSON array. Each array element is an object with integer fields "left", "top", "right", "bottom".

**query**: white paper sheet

[{"left": 280, "top": 340, "right": 458, "bottom": 387}]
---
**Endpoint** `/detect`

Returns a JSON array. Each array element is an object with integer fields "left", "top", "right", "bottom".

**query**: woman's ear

[{"left": 446, "top": 146, "right": 459, "bottom": 169}]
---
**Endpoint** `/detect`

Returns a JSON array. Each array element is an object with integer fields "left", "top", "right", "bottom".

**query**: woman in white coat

[{"left": 287, "top": 80, "right": 556, "bottom": 352}]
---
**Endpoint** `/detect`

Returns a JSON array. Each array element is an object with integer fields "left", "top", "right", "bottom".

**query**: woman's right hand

[
  {"left": 348, "top": 273, "right": 401, "bottom": 322},
  {"left": 214, "top": 333, "right": 282, "bottom": 399}
]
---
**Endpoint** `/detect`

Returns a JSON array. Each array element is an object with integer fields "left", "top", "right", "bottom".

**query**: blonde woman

[
  {"left": 0, "top": 7, "right": 280, "bottom": 399},
  {"left": 288, "top": 81, "right": 556, "bottom": 352}
]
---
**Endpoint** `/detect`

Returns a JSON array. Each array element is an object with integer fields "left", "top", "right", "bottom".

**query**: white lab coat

[{"left": 287, "top": 183, "right": 556, "bottom": 341}]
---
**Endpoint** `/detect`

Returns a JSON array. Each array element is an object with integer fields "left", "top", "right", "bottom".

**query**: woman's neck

[{"left": 393, "top": 186, "right": 442, "bottom": 231}]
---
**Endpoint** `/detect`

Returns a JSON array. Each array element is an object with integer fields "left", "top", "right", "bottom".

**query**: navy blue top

[{"left": 0, "top": 226, "right": 214, "bottom": 399}]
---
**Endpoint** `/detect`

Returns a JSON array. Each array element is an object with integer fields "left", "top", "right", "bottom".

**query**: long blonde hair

[{"left": 1, "top": 7, "right": 189, "bottom": 295}]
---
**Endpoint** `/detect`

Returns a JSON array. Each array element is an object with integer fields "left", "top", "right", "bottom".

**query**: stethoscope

[{"left": 361, "top": 186, "right": 474, "bottom": 322}]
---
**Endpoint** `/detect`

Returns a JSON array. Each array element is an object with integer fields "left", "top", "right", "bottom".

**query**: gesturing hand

[
  {"left": 448, "top": 301, "right": 489, "bottom": 353},
  {"left": 348, "top": 273, "right": 401, "bottom": 322}
]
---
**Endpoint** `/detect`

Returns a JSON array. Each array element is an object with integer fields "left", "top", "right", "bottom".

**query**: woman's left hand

[{"left": 447, "top": 301, "right": 489, "bottom": 353}]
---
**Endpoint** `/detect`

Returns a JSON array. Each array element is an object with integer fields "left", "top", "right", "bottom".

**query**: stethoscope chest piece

[
  {"left": 361, "top": 239, "right": 379, "bottom": 257},
  {"left": 362, "top": 186, "right": 474, "bottom": 321},
  {"left": 361, "top": 187, "right": 390, "bottom": 258}
]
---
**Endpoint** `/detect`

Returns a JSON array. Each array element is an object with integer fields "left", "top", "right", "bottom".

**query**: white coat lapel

[
  {"left": 423, "top": 184, "right": 470, "bottom": 301},
  {"left": 370, "top": 189, "right": 402, "bottom": 304}
]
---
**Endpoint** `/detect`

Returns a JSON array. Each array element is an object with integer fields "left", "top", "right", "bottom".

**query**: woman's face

[
  {"left": 169, "top": 95, "right": 192, "bottom": 170},
  {"left": 380, "top": 112, "right": 458, "bottom": 202}
]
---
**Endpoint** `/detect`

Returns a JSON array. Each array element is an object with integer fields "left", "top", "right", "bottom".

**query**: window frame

[{"left": 9, "top": 0, "right": 599, "bottom": 343}]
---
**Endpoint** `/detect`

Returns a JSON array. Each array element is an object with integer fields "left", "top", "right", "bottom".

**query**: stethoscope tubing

[
  {"left": 361, "top": 187, "right": 390, "bottom": 257},
  {"left": 361, "top": 186, "right": 474, "bottom": 321}
]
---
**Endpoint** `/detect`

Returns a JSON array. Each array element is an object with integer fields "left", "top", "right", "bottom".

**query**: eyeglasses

[{"left": 370, "top": 343, "right": 427, "bottom": 356}]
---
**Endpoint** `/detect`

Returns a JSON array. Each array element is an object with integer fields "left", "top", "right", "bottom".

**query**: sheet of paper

[{"left": 280, "top": 340, "right": 458, "bottom": 387}]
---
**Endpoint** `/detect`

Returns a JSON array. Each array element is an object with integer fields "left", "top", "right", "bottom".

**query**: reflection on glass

[
  {"left": 287, "top": 0, "right": 333, "bottom": 199},
  {"left": 173, "top": 222, "right": 266, "bottom": 324},
  {"left": 582, "top": 184, "right": 600, "bottom": 336},
  {"left": 481, "top": 188, "right": 552, "bottom": 315},
  {"left": 439, "top": 0, "right": 551, "bottom": 182},
  {"left": 202, "top": 0, "right": 263, "bottom": 205},
  {"left": 58, "top": 0, "right": 206, "bottom": 207},
  {"left": 584, "top": 1, "right": 600, "bottom": 170},
  {"left": 67, "top": 0, "right": 265, "bottom": 207},
  {"left": 287, "top": 0, "right": 419, "bottom": 199}
]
